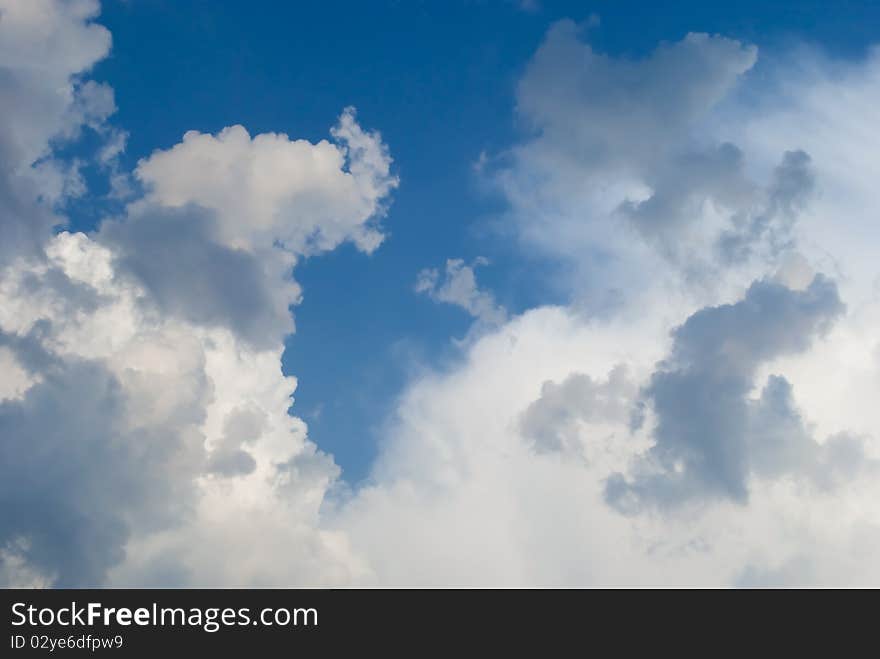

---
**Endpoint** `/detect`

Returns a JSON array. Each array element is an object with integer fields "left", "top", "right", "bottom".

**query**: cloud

[
  {"left": 204, "top": 406, "right": 266, "bottom": 477},
  {"left": 331, "top": 297, "right": 880, "bottom": 586},
  {"left": 0, "top": 1, "right": 391, "bottom": 586},
  {"left": 97, "top": 108, "right": 398, "bottom": 349},
  {"left": 0, "top": 195, "right": 371, "bottom": 586},
  {"left": 0, "top": 0, "right": 112, "bottom": 262},
  {"left": 3, "top": 4, "right": 880, "bottom": 588},
  {"left": 605, "top": 275, "right": 848, "bottom": 510},
  {"left": 0, "top": 355, "right": 204, "bottom": 586},
  {"left": 133, "top": 108, "right": 398, "bottom": 257},
  {"left": 520, "top": 365, "right": 637, "bottom": 455},
  {"left": 0, "top": 133, "right": 395, "bottom": 584},
  {"left": 99, "top": 205, "right": 299, "bottom": 349},
  {"left": 489, "top": 20, "right": 823, "bottom": 311},
  {"left": 415, "top": 257, "right": 507, "bottom": 328},
  {"left": 329, "top": 23, "right": 880, "bottom": 586},
  {"left": 516, "top": 21, "right": 757, "bottom": 168}
]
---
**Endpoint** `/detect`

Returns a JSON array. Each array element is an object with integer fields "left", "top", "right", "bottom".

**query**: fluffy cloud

[
  {"left": 0, "top": 0, "right": 113, "bottom": 262},
  {"left": 415, "top": 257, "right": 507, "bottom": 329},
  {"left": 133, "top": 108, "right": 397, "bottom": 256},
  {"left": 332, "top": 23, "right": 880, "bottom": 586},
  {"left": 332, "top": 300, "right": 880, "bottom": 586},
  {"left": 0, "top": 0, "right": 390, "bottom": 586},
  {"left": 605, "top": 275, "right": 861, "bottom": 510},
  {"left": 490, "top": 20, "right": 825, "bottom": 312},
  {"left": 0, "top": 233, "right": 208, "bottom": 586},
  {"left": 0, "top": 139, "right": 383, "bottom": 585},
  {"left": 104, "top": 107, "right": 398, "bottom": 349}
]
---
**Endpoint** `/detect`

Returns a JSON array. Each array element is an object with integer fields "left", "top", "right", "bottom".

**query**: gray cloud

[
  {"left": 606, "top": 275, "right": 849, "bottom": 510},
  {"left": 496, "top": 21, "right": 825, "bottom": 315},
  {"left": 205, "top": 407, "right": 266, "bottom": 478},
  {"left": 493, "top": 20, "right": 796, "bottom": 309},
  {"left": 0, "top": 132, "right": 60, "bottom": 264},
  {"left": 0, "top": 354, "right": 205, "bottom": 586},
  {"left": 100, "top": 204, "right": 297, "bottom": 349},
  {"left": 0, "top": 1, "right": 114, "bottom": 264},
  {"left": 718, "top": 150, "right": 815, "bottom": 265},
  {"left": 517, "top": 21, "right": 757, "bottom": 169},
  {"left": 618, "top": 141, "right": 754, "bottom": 248},
  {"left": 520, "top": 365, "right": 636, "bottom": 454},
  {"left": 749, "top": 375, "right": 874, "bottom": 489},
  {"left": 19, "top": 265, "right": 107, "bottom": 315}
]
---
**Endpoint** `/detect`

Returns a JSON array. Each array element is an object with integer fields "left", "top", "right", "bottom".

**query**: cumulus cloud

[
  {"left": 0, "top": 0, "right": 391, "bottom": 586},
  {"left": 0, "top": 166, "right": 392, "bottom": 586},
  {"left": 332, "top": 298, "right": 880, "bottom": 586},
  {"left": 0, "top": 356, "right": 203, "bottom": 586},
  {"left": 605, "top": 276, "right": 853, "bottom": 510},
  {"left": 330, "top": 22, "right": 880, "bottom": 586},
  {"left": 133, "top": 108, "right": 397, "bottom": 256},
  {"left": 489, "top": 20, "right": 827, "bottom": 312},
  {"left": 106, "top": 107, "right": 398, "bottom": 348},
  {"left": 3, "top": 4, "right": 880, "bottom": 588}
]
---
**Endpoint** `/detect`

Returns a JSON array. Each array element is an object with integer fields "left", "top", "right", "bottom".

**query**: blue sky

[
  {"left": 67, "top": 0, "right": 880, "bottom": 482},
  {"left": 4, "top": 0, "right": 880, "bottom": 587}
]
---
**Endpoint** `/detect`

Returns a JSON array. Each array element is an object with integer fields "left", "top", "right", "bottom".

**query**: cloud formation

[
  {"left": 334, "top": 22, "right": 880, "bottom": 586},
  {"left": 134, "top": 110, "right": 397, "bottom": 256},
  {"left": 415, "top": 257, "right": 507, "bottom": 328},
  {"left": 2, "top": 5, "right": 879, "bottom": 588},
  {"left": 0, "top": 0, "right": 112, "bottom": 262},
  {"left": 0, "top": 0, "right": 391, "bottom": 586},
  {"left": 606, "top": 275, "right": 853, "bottom": 510}
]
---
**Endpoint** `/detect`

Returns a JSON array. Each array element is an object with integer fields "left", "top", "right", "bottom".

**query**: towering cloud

[{"left": 0, "top": 0, "right": 394, "bottom": 586}]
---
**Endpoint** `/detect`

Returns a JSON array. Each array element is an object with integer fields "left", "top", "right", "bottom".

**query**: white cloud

[
  {"left": 0, "top": 0, "right": 113, "bottom": 262},
  {"left": 105, "top": 107, "right": 397, "bottom": 349},
  {"left": 488, "top": 21, "right": 813, "bottom": 315},
  {"left": 0, "top": 1, "right": 389, "bottom": 586},
  {"left": 415, "top": 257, "right": 507, "bottom": 328},
  {"left": 133, "top": 107, "right": 397, "bottom": 257},
  {"left": 714, "top": 46, "right": 880, "bottom": 450},
  {"left": 331, "top": 300, "right": 880, "bottom": 586},
  {"left": 329, "top": 23, "right": 880, "bottom": 586},
  {"left": 0, "top": 175, "right": 382, "bottom": 585}
]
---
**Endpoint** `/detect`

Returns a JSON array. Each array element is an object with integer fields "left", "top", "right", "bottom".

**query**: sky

[
  {"left": 82, "top": 0, "right": 880, "bottom": 483},
  {"left": 2, "top": 0, "right": 880, "bottom": 587}
]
